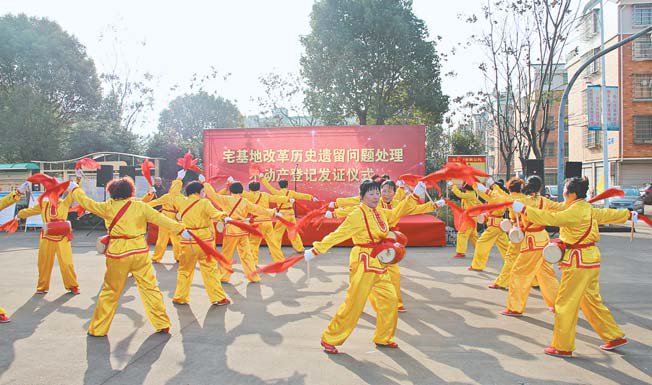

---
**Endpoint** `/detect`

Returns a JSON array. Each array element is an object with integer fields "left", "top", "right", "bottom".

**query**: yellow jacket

[
  {"left": 395, "top": 187, "right": 408, "bottom": 201},
  {"left": 243, "top": 191, "right": 290, "bottom": 209},
  {"left": 260, "top": 177, "right": 312, "bottom": 215},
  {"left": 174, "top": 194, "right": 226, "bottom": 243},
  {"left": 204, "top": 183, "right": 275, "bottom": 236},
  {"left": 333, "top": 194, "right": 430, "bottom": 226},
  {"left": 525, "top": 200, "right": 630, "bottom": 268},
  {"left": 18, "top": 190, "right": 76, "bottom": 242},
  {"left": 72, "top": 188, "right": 184, "bottom": 258},
  {"left": 0, "top": 191, "right": 22, "bottom": 211},
  {"left": 314, "top": 195, "right": 418, "bottom": 273},
  {"left": 147, "top": 179, "right": 183, "bottom": 214},
  {"left": 451, "top": 186, "right": 479, "bottom": 210}
]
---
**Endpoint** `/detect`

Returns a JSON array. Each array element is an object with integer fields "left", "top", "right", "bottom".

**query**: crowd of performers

[{"left": 0, "top": 155, "right": 649, "bottom": 359}]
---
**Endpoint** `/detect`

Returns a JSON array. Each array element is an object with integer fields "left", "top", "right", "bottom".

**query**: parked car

[
  {"left": 606, "top": 187, "right": 644, "bottom": 214},
  {"left": 543, "top": 185, "right": 559, "bottom": 201}
]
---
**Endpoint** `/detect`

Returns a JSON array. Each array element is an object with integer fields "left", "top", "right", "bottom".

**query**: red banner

[{"left": 203, "top": 125, "right": 425, "bottom": 202}]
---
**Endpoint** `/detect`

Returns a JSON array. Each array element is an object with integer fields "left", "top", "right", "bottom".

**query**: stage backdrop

[{"left": 204, "top": 125, "right": 425, "bottom": 202}]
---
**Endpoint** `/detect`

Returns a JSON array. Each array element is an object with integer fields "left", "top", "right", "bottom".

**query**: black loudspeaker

[
  {"left": 565, "top": 162, "right": 583, "bottom": 179},
  {"left": 526, "top": 160, "right": 544, "bottom": 179},
  {"left": 96, "top": 165, "right": 114, "bottom": 187},
  {"left": 119, "top": 165, "right": 136, "bottom": 180}
]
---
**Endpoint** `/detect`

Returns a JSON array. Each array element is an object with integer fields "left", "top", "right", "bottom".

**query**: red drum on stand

[{"left": 43, "top": 221, "right": 71, "bottom": 237}]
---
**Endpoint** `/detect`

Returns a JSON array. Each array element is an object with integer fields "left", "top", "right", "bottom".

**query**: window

[
  {"left": 582, "top": 48, "right": 601, "bottom": 76},
  {"left": 584, "top": 127, "right": 602, "bottom": 149},
  {"left": 543, "top": 142, "right": 569, "bottom": 157},
  {"left": 633, "top": 116, "right": 652, "bottom": 144},
  {"left": 633, "top": 4, "right": 652, "bottom": 26},
  {"left": 632, "top": 39, "right": 652, "bottom": 60},
  {"left": 632, "top": 74, "right": 652, "bottom": 100},
  {"left": 582, "top": 10, "right": 600, "bottom": 40}
]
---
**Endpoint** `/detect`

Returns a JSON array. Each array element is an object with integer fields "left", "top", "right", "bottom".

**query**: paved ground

[{"left": 0, "top": 227, "right": 651, "bottom": 385}]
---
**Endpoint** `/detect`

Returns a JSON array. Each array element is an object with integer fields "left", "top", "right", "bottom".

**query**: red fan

[
  {"left": 638, "top": 214, "right": 652, "bottom": 227},
  {"left": 398, "top": 173, "right": 423, "bottom": 187},
  {"left": 177, "top": 151, "right": 203, "bottom": 173},
  {"left": 296, "top": 208, "right": 327, "bottom": 235},
  {"left": 444, "top": 198, "right": 473, "bottom": 232},
  {"left": 588, "top": 188, "right": 625, "bottom": 204},
  {"left": 251, "top": 254, "right": 304, "bottom": 277},
  {"left": 207, "top": 174, "right": 230, "bottom": 183},
  {"left": 187, "top": 231, "right": 233, "bottom": 272},
  {"left": 75, "top": 158, "right": 101, "bottom": 170},
  {"left": 275, "top": 215, "right": 298, "bottom": 239},
  {"left": 249, "top": 164, "right": 265, "bottom": 177},
  {"left": 141, "top": 159, "right": 155, "bottom": 186},
  {"left": 69, "top": 204, "right": 87, "bottom": 217},
  {"left": 464, "top": 202, "right": 512, "bottom": 218},
  {"left": 0, "top": 218, "right": 19, "bottom": 233},
  {"left": 226, "top": 219, "right": 264, "bottom": 237},
  {"left": 27, "top": 174, "right": 70, "bottom": 210}
]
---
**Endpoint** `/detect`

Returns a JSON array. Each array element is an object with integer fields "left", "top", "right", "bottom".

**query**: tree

[
  {"left": 0, "top": 14, "right": 101, "bottom": 162},
  {"left": 300, "top": 0, "right": 448, "bottom": 125},
  {"left": 451, "top": 127, "right": 484, "bottom": 155},
  {"left": 254, "top": 72, "right": 319, "bottom": 127},
  {"left": 147, "top": 91, "right": 242, "bottom": 178}
]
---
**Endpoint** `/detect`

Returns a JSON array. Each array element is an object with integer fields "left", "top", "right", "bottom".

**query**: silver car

[{"left": 607, "top": 187, "right": 644, "bottom": 214}]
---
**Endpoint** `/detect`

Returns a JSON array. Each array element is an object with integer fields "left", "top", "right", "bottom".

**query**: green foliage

[
  {"left": 451, "top": 127, "right": 483, "bottom": 155},
  {"left": 301, "top": 0, "right": 448, "bottom": 125},
  {"left": 147, "top": 91, "right": 242, "bottom": 179},
  {"left": 0, "top": 14, "right": 101, "bottom": 162}
]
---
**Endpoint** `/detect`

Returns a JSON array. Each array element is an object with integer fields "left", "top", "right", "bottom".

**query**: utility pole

[{"left": 600, "top": 0, "right": 609, "bottom": 201}]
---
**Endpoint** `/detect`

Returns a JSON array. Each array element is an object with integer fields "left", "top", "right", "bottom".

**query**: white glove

[
  {"left": 476, "top": 183, "right": 487, "bottom": 193},
  {"left": 447, "top": 180, "right": 453, "bottom": 187},
  {"left": 413, "top": 181, "right": 426, "bottom": 198},
  {"left": 198, "top": 174, "right": 206, "bottom": 183},
  {"left": 328, "top": 202, "right": 335, "bottom": 209},
  {"left": 631, "top": 211, "right": 638, "bottom": 223},
  {"left": 304, "top": 248, "right": 318, "bottom": 262},
  {"left": 148, "top": 185, "right": 156, "bottom": 194},
  {"left": 75, "top": 169, "right": 84, "bottom": 179},
  {"left": 275, "top": 211, "right": 283, "bottom": 218},
  {"left": 224, "top": 216, "right": 231, "bottom": 223},
  {"left": 434, "top": 199, "right": 446, "bottom": 208},
  {"left": 289, "top": 198, "right": 295, "bottom": 204},
  {"left": 312, "top": 197, "right": 319, "bottom": 202},
  {"left": 181, "top": 230, "right": 192, "bottom": 239},
  {"left": 68, "top": 182, "right": 78, "bottom": 191},
  {"left": 486, "top": 177, "right": 495, "bottom": 186},
  {"left": 324, "top": 211, "right": 333, "bottom": 219},
  {"left": 177, "top": 169, "right": 187, "bottom": 180},
  {"left": 18, "top": 181, "right": 30, "bottom": 194},
  {"left": 512, "top": 201, "right": 525, "bottom": 213},
  {"left": 396, "top": 180, "right": 405, "bottom": 188},
  {"left": 227, "top": 176, "right": 234, "bottom": 183}
]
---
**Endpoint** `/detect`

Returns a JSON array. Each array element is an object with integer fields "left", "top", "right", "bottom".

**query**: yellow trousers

[
  {"left": 507, "top": 249, "right": 559, "bottom": 313},
  {"left": 470, "top": 226, "right": 509, "bottom": 270},
  {"left": 37, "top": 237, "right": 78, "bottom": 292},
  {"left": 173, "top": 243, "right": 227, "bottom": 304},
  {"left": 88, "top": 252, "right": 169, "bottom": 336},
  {"left": 384, "top": 264, "right": 403, "bottom": 308},
  {"left": 552, "top": 266, "right": 624, "bottom": 352},
  {"left": 456, "top": 227, "right": 478, "bottom": 254},
  {"left": 152, "top": 221, "right": 181, "bottom": 262},
  {"left": 249, "top": 221, "right": 285, "bottom": 265},
  {"left": 220, "top": 235, "right": 260, "bottom": 283},
  {"left": 494, "top": 241, "right": 522, "bottom": 287},
  {"left": 322, "top": 261, "right": 398, "bottom": 346},
  {"left": 0, "top": 307, "right": 6, "bottom": 315},
  {"left": 273, "top": 215, "right": 304, "bottom": 252}
]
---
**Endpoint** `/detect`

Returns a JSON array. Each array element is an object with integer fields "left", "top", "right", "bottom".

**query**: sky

[{"left": 1, "top": 0, "right": 491, "bottom": 135}]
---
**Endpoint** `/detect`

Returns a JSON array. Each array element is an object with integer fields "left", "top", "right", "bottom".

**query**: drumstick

[{"left": 631, "top": 221, "right": 634, "bottom": 242}]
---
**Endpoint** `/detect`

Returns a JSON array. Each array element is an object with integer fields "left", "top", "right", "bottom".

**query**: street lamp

[{"left": 557, "top": 24, "right": 652, "bottom": 202}]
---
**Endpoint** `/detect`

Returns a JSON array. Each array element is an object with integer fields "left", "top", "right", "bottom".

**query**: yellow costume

[
  {"left": 172, "top": 193, "right": 228, "bottom": 304},
  {"left": 526, "top": 200, "right": 630, "bottom": 352},
  {"left": 316, "top": 195, "right": 418, "bottom": 347},
  {"left": 469, "top": 184, "right": 509, "bottom": 270},
  {"left": 17, "top": 190, "right": 79, "bottom": 293},
  {"left": 204, "top": 183, "right": 275, "bottom": 283},
  {"left": 450, "top": 186, "right": 479, "bottom": 256},
  {"left": 261, "top": 177, "right": 313, "bottom": 252},
  {"left": 242, "top": 190, "right": 290, "bottom": 265},
  {"left": 72, "top": 187, "right": 184, "bottom": 336},
  {"left": 0, "top": 191, "right": 23, "bottom": 318},
  {"left": 147, "top": 179, "right": 183, "bottom": 262}
]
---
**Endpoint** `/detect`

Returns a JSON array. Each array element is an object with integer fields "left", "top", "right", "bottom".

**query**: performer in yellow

[
  {"left": 243, "top": 181, "right": 292, "bottom": 265},
  {"left": 494, "top": 176, "right": 561, "bottom": 314},
  {"left": 261, "top": 175, "right": 317, "bottom": 253},
  {"left": 72, "top": 176, "right": 185, "bottom": 336},
  {"left": 0, "top": 182, "right": 29, "bottom": 323},
  {"left": 449, "top": 182, "right": 479, "bottom": 259},
  {"left": 147, "top": 177, "right": 184, "bottom": 263},
  {"left": 514, "top": 177, "right": 633, "bottom": 356},
  {"left": 173, "top": 177, "right": 230, "bottom": 305},
  {"left": 331, "top": 179, "right": 405, "bottom": 210},
  {"left": 330, "top": 179, "right": 439, "bottom": 313},
  {"left": 468, "top": 179, "right": 509, "bottom": 271},
  {"left": 204, "top": 181, "right": 276, "bottom": 283},
  {"left": 306, "top": 180, "right": 423, "bottom": 354},
  {"left": 17, "top": 179, "right": 81, "bottom": 295}
]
